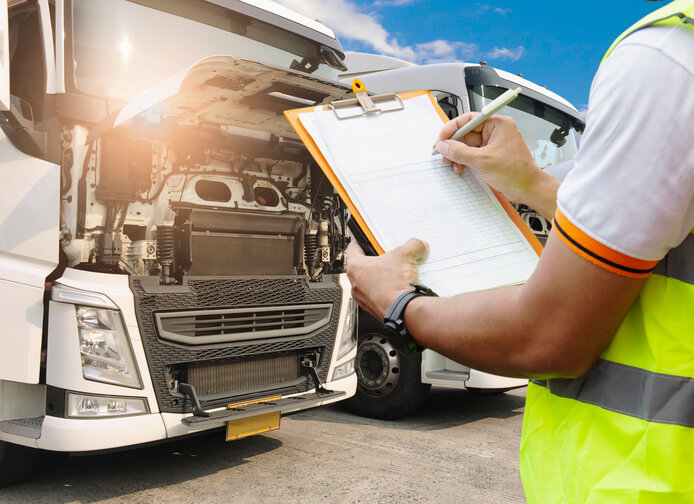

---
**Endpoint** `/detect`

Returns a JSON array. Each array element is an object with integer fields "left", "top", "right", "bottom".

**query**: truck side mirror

[{"left": 0, "top": 0, "right": 9, "bottom": 111}]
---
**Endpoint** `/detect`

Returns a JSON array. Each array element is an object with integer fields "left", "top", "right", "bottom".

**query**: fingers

[
  {"left": 436, "top": 139, "right": 481, "bottom": 169},
  {"left": 346, "top": 241, "right": 365, "bottom": 259},
  {"left": 395, "top": 238, "right": 430, "bottom": 261},
  {"left": 346, "top": 242, "right": 366, "bottom": 271},
  {"left": 436, "top": 112, "right": 480, "bottom": 142}
]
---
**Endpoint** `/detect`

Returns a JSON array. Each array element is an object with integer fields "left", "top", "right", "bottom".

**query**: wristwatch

[{"left": 383, "top": 283, "right": 437, "bottom": 355}]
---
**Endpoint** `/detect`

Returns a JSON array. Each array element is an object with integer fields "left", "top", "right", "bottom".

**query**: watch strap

[{"left": 383, "top": 283, "right": 436, "bottom": 354}]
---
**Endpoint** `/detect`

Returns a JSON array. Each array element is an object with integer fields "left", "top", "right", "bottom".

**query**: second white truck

[{"left": 341, "top": 54, "right": 585, "bottom": 419}]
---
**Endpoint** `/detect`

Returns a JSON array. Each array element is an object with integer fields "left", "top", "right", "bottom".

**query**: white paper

[{"left": 299, "top": 94, "right": 539, "bottom": 297}]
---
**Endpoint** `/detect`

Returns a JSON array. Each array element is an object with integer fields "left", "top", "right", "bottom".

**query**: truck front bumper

[{"left": 30, "top": 374, "right": 355, "bottom": 452}]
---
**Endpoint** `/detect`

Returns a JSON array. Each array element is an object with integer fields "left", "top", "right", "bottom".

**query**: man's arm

[
  {"left": 405, "top": 231, "right": 645, "bottom": 378},
  {"left": 347, "top": 232, "right": 646, "bottom": 379},
  {"left": 347, "top": 113, "right": 643, "bottom": 380}
]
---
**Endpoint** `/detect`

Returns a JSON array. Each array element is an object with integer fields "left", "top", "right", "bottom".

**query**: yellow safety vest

[{"left": 520, "top": 1, "right": 694, "bottom": 502}]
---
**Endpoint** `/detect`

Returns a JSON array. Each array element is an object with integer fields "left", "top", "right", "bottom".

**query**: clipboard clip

[{"left": 329, "top": 79, "right": 404, "bottom": 120}]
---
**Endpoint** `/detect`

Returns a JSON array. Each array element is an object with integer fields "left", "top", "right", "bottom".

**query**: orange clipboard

[{"left": 283, "top": 82, "right": 543, "bottom": 259}]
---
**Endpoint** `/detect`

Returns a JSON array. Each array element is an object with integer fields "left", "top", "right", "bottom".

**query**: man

[{"left": 346, "top": 1, "right": 694, "bottom": 501}]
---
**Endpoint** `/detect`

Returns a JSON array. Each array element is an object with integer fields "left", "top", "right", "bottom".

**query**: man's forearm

[
  {"left": 403, "top": 287, "right": 539, "bottom": 378},
  {"left": 400, "top": 232, "right": 645, "bottom": 380}
]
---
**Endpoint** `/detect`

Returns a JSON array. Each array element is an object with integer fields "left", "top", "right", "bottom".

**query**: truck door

[{"left": 0, "top": 0, "right": 59, "bottom": 383}]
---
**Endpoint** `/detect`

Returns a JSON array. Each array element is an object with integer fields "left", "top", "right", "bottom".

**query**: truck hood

[{"left": 89, "top": 55, "right": 353, "bottom": 141}]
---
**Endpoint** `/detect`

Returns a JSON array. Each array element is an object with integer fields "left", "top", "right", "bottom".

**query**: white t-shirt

[{"left": 555, "top": 24, "right": 694, "bottom": 277}]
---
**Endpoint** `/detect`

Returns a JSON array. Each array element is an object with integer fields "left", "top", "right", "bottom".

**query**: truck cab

[
  {"left": 341, "top": 55, "right": 585, "bottom": 419},
  {"left": 0, "top": 0, "right": 359, "bottom": 484}
]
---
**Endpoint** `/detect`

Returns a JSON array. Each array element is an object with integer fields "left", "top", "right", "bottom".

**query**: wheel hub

[{"left": 356, "top": 333, "right": 400, "bottom": 397}]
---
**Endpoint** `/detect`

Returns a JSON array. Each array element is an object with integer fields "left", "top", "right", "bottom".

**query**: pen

[{"left": 432, "top": 86, "right": 523, "bottom": 155}]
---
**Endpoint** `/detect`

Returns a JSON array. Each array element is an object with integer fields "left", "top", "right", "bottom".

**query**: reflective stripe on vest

[{"left": 533, "top": 358, "right": 694, "bottom": 428}]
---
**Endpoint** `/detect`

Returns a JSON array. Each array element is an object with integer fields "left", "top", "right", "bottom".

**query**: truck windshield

[
  {"left": 71, "top": 0, "right": 338, "bottom": 103},
  {"left": 468, "top": 85, "right": 580, "bottom": 169}
]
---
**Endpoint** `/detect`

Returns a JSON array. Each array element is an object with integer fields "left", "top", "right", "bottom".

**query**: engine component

[
  {"left": 126, "top": 240, "right": 157, "bottom": 262},
  {"left": 304, "top": 232, "right": 317, "bottom": 274},
  {"left": 317, "top": 219, "right": 331, "bottom": 264},
  {"left": 96, "top": 232, "right": 122, "bottom": 266},
  {"left": 317, "top": 219, "right": 329, "bottom": 248},
  {"left": 156, "top": 226, "right": 175, "bottom": 282},
  {"left": 195, "top": 180, "right": 231, "bottom": 203},
  {"left": 174, "top": 209, "right": 305, "bottom": 276},
  {"left": 97, "top": 134, "right": 153, "bottom": 202}
]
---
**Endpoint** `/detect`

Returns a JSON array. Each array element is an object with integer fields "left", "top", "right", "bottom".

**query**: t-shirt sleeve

[{"left": 555, "top": 27, "right": 694, "bottom": 278}]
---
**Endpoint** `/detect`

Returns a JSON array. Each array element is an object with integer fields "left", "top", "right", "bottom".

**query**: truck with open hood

[{"left": 0, "top": 0, "right": 359, "bottom": 484}]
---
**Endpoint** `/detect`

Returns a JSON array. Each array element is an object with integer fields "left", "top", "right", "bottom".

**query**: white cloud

[
  {"left": 274, "top": 0, "right": 416, "bottom": 60},
  {"left": 274, "top": 0, "right": 523, "bottom": 65},
  {"left": 486, "top": 46, "right": 525, "bottom": 61},
  {"left": 413, "top": 40, "right": 477, "bottom": 63},
  {"left": 493, "top": 7, "right": 512, "bottom": 15}
]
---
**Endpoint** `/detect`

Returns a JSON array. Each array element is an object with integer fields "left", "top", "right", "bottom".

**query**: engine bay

[{"left": 60, "top": 122, "right": 349, "bottom": 284}]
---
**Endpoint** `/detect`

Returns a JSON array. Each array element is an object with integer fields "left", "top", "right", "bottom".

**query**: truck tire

[
  {"left": 0, "top": 441, "right": 40, "bottom": 487},
  {"left": 347, "top": 311, "right": 430, "bottom": 420}
]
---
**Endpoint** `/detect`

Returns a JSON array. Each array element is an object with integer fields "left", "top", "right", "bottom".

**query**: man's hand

[
  {"left": 434, "top": 113, "right": 559, "bottom": 220},
  {"left": 346, "top": 238, "right": 429, "bottom": 321}
]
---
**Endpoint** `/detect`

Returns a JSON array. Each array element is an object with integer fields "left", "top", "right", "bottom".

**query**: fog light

[
  {"left": 67, "top": 393, "right": 149, "bottom": 418},
  {"left": 336, "top": 298, "right": 358, "bottom": 359},
  {"left": 332, "top": 359, "right": 355, "bottom": 381}
]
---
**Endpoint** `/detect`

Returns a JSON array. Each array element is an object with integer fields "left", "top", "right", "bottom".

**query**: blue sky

[{"left": 276, "top": 1, "right": 662, "bottom": 111}]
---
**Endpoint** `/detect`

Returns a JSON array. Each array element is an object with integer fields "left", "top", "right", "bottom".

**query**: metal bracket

[
  {"left": 179, "top": 383, "right": 210, "bottom": 417},
  {"left": 329, "top": 79, "right": 404, "bottom": 120},
  {"left": 301, "top": 365, "right": 329, "bottom": 395}
]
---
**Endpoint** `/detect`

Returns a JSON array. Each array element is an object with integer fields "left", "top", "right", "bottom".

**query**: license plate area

[
  {"left": 225, "top": 411, "right": 280, "bottom": 441},
  {"left": 225, "top": 395, "right": 282, "bottom": 441}
]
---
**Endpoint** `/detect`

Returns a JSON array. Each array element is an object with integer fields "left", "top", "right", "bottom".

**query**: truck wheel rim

[{"left": 356, "top": 333, "right": 400, "bottom": 397}]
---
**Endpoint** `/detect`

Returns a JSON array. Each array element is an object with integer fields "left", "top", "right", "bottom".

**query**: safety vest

[{"left": 520, "top": 2, "right": 694, "bottom": 502}]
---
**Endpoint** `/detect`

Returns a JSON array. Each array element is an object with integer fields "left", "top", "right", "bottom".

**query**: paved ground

[{"left": 0, "top": 387, "right": 527, "bottom": 504}]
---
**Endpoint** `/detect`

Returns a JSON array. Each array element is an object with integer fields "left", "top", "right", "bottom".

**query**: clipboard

[
  {"left": 284, "top": 81, "right": 543, "bottom": 260},
  {"left": 284, "top": 79, "right": 542, "bottom": 256}
]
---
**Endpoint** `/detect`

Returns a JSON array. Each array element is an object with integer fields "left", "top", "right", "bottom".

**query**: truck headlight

[
  {"left": 76, "top": 306, "right": 142, "bottom": 389},
  {"left": 336, "top": 298, "right": 358, "bottom": 360},
  {"left": 67, "top": 393, "right": 149, "bottom": 418}
]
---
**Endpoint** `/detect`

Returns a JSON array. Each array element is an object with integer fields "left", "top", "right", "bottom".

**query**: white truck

[
  {"left": 341, "top": 54, "right": 585, "bottom": 419},
  {"left": 0, "top": 0, "right": 361, "bottom": 484}
]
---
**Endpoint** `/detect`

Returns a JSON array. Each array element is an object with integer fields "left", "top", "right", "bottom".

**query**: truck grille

[
  {"left": 187, "top": 352, "right": 299, "bottom": 398},
  {"left": 129, "top": 276, "right": 342, "bottom": 413},
  {"left": 155, "top": 304, "right": 332, "bottom": 345}
]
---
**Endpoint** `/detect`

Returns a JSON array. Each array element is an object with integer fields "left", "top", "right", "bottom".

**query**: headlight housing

[
  {"left": 336, "top": 298, "right": 358, "bottom": 360},
  {"left": 52, "top": 284, "right": 142, "bottom": 389},
  {"left": 75, "top": 306, "right": 142, "bottom": 389}
]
